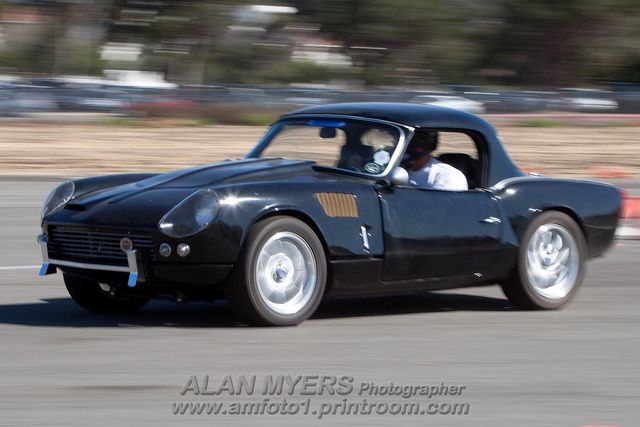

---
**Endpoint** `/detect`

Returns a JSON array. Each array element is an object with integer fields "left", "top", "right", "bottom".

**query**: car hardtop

[
  {"left": 284, "top": 102, "right": 490, "bottom": 131},
  {"left": 281, "top": 102, "right": 523, "bottom": 186}
]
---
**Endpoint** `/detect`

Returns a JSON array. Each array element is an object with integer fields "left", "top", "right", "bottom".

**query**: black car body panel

[
  {"left": 40, "top": 103, "right": 622, "bottom": 301},
  {"left": 378, "top": 187, "right": 504, "bottom": 282}
]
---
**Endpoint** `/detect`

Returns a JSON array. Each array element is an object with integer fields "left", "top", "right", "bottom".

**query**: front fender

[{"left": 210, "top": 182, "right": 384, "bottom": 263}]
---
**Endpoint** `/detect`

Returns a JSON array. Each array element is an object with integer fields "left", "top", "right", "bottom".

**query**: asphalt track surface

[{"left": 0, "top": 180, "right": 639, "bottom": 426}]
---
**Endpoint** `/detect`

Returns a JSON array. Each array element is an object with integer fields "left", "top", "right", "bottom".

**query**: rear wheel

[
  {"left": 501, "top": 211, "right": 586, "bottom": 309},
  {"left": 64, "top": 274, "right": 149, "bottom": 313},
  {"left": 225, "top": 216, "right": 327, "bottom": 326}
]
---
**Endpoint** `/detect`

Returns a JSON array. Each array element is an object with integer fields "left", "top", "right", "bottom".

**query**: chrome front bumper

[{"left": 37, "top": 234, "right": 143, "bottom": 287}]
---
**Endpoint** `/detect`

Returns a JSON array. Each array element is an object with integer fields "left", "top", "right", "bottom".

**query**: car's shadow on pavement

[
  {"left": 0, "top": 291, "right": 512, "bottom": 328},
  {"left": 314, "top": 292, "right": 512, "bottom": 320}
]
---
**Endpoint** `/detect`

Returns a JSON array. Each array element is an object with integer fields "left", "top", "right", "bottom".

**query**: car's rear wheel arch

[
  {"left": 510, "top": 206, "right": 588, "bottom": 266},
  {"left": 514, "top": 206, "right": 587, "bottom": 247},
  {"left": 540, "top": 207, "right": 588, "bottom": 247}
]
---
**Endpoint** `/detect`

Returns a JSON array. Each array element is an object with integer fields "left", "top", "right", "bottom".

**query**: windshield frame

[{"left": 246, "top": 114, "right": 414, "bottom": 181}]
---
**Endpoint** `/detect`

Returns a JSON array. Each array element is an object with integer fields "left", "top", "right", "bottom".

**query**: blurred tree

[
  {"left": 476, "top": 0, "right": 640, "bottom": 86},
  {"left": 1, "top": 0, "right": 639, "bottom": 85},
  {"left": 296, "top": 0, "right": 499, "bottom": 86}
]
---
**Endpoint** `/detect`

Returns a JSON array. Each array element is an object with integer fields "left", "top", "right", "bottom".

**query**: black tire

[
  {"left": 225, "top": 216, "right": 327, "bottom": 326},
  {"left": 64, "top": 274, "right": 149, "bottom": 313},
  {"left": 501, "top": 211, "right": 586, "bottom": 310}
]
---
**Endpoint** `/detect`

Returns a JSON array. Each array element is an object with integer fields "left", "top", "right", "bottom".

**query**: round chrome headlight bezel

[{"left": 158, "top": 190, "right": 220, "bottom": 238}]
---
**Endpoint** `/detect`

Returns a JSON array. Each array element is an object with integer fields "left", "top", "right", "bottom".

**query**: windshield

[{"left": 252, "top": 119, "right": 402, "bottom": 175}]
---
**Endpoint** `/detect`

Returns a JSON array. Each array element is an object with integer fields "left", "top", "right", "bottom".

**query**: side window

[
  {"left": 435, "top": 131, "right": 482, "bottom": 189},
  {"left": 435, "top": 132, "right": 479, "bottom": 160}
]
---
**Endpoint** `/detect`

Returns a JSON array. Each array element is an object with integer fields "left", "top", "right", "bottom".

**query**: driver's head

[{"left": 404, "top": 131, "right": 438, "bottom": 169}]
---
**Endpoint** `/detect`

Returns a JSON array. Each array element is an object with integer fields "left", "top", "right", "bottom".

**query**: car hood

[
  {"left": 49, "top": 158, "right": 322, "bottom": 227},
  {"left": 82, "top": 157, "right": 314, "bottom": 196}
]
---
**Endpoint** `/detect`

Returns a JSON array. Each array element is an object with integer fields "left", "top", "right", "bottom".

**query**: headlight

[
  {"left": 41, "top": 180, "right": 75, "bottom": 220},
  {"left": 158, "top": 190, "right": 219, "bottom": 238}
]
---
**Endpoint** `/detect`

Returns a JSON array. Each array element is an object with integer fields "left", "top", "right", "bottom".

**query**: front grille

[{"left": 48, "top": 226, "right": 156, "bottom": 265}]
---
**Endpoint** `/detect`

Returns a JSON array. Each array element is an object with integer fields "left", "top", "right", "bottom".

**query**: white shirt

[{"left": 407, "top": 157, "right": 468, "bottom": 191}]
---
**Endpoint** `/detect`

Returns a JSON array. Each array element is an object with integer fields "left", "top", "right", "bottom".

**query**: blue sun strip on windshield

[{"left": 307, "top": 119, "right": 346, "bottom": 128}]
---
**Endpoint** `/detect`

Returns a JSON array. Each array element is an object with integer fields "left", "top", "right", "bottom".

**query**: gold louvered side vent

[{"left": 315, "top": 193, "right": 359, "bottom": 218}]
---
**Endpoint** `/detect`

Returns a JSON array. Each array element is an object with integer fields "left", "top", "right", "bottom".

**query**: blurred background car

[
  {"left": 487, "top": 91, "right": 552, "bottom": 113},
  {"left": 0, "top": 87, "right": 20, "bottom": 116},
  {"left": 54, "top": 86, "right": 130, "bottom": 113},
  {"left": 554, "top": 88, "right": 619, "bottom": 112},
  {"left": 0, "top": 86, "right": 57, "bottom": 116}
]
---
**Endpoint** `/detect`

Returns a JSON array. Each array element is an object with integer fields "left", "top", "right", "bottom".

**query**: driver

[{"left": 403, "top": 131, "right": 468, "bottom": 191}]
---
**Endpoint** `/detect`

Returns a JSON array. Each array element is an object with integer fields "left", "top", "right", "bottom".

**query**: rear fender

[{"left": 493, "top": 177, "right": 622, "bottom": 258}]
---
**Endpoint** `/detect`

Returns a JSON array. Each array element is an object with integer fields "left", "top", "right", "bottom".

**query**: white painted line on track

[
  {"left": 0, "top": 265, "right": 40, "bottom": 271},
  {"left": 616, "top": 226, "right": 640, "bottom": 239}
]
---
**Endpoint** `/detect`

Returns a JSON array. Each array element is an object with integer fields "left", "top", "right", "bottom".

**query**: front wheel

[
  {"left": 64, "top": 274, "right": 149, "bottom": 313},
  {"left": 225, "top": 216, "right": 327, "bottom": 326},
  {"left": 501, "top": 211, "right": 586, "bottom": 309}
]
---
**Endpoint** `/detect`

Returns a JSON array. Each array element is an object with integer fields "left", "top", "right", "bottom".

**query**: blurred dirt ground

[{"left": 0, "top": 123, "right": 638, "bottom": 178}]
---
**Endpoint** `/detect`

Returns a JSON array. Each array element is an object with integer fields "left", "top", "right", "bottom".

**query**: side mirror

[{"left": 390, "top": 167, "right": 410, "bottom": 186}]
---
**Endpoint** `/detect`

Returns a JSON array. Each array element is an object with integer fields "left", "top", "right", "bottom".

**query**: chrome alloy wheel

[
  {"left": 255, "top": 231, "right": 317, "bottom": 315},
  {"left": 526, "top": 224, "right": 580, "bottom": 300}
]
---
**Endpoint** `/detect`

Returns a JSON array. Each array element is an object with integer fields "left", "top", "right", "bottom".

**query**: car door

[{"left": 377, "top": 186, "right": 503, "bottom": 282}]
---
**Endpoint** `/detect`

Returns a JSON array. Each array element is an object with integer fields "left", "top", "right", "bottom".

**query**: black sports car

[{"left": 38, "top": 103, "right": 622, "bottom": 325}]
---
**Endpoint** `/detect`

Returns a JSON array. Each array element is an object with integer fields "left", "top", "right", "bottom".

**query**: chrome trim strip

[
  {"left": 492, "top": 175, "right": 615, "bottom": 191},
  {"left": 481, "top": 216, "right": 502, "bottom": 224},
  {"left": 37, "top": 233, "right": 142, "bottom": 288},
  {"left": 491, "top": 175, "right": 543, "bottom": 190},
  {"left": 360, "top": 225, "right": 370, "bottom": 251},
  {"left": 47, "top": 258, "right": 132, "bottom": 273}
]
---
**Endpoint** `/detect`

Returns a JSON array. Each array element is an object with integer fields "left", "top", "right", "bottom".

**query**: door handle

[{"left": 480, "top": 216, "right": 501, "bottom": 224}]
